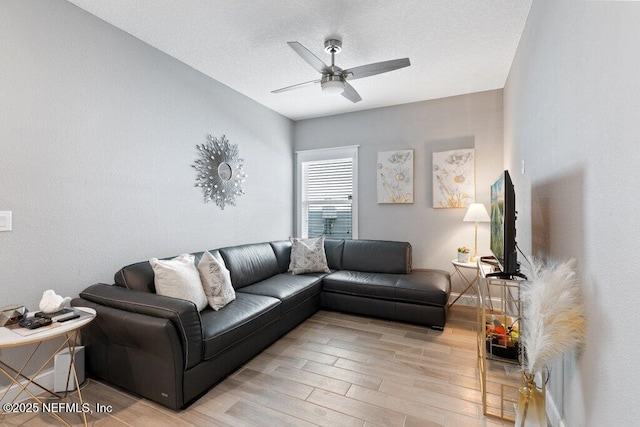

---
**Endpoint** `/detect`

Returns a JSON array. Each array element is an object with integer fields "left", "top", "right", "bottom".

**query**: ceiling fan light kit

[
  {"left": 321, "top": 75, "right": 345, "bottom": 95},
  {"left": 272, "top": 38, "right": 410, "bottom": 103}
]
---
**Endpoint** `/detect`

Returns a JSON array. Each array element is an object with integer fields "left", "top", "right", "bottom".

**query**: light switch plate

[{"left": 0, "top": 211, "right": 12, "bottom": 231}]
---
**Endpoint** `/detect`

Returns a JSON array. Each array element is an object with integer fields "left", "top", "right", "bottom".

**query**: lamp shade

[{"left": 463, "top": 203, "right": 490, "bottom": 222}]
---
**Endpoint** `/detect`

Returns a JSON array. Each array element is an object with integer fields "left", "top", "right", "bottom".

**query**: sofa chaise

[{"left": 72, "top": 239, "right": 450, "bottom": 410}]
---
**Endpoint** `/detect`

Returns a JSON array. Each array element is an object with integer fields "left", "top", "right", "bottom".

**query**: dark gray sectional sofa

[{"left": 72, "top": 239, "right": 450, "bottom": 410}]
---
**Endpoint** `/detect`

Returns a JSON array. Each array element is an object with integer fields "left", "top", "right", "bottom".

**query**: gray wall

[
  {"left": 295, "top": 90, "right": 504, "bottom": 278},
  {"left": 505, "top": 1, "right": 640, "bottom": 424},
  {"left": 0, "top": 0, "right": 293, "bottom": 371}
]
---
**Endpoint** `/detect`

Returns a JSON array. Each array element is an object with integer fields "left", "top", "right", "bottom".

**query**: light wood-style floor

[{"left": 2, "top": 305, "right": 521, "bottom": 426}]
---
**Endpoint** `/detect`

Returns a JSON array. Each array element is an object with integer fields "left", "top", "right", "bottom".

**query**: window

[{"left": 296, "top": 146, "right": 358, "bottom": 239}]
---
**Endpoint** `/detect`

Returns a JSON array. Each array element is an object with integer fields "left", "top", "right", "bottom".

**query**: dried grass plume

[{"left": 520, "top": 259, "right": 586, "bottom": 375}]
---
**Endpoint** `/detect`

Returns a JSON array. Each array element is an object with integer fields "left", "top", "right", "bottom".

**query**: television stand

[{"left": 477, "top": 260, "right": 530, "bottom": 421}]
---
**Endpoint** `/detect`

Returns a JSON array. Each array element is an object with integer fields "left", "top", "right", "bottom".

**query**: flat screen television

[{"left": 489, "top": 170, "right": 523, "bottom": 278}]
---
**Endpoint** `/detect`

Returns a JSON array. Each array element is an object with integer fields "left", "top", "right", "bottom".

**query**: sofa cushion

[
  {"left": 219, "top": 243, "right": 280, "bottom": 289},
  {"left": 322, "top": 270, "right": 398, "bottom": 299},
  {"left": 238, "top": 273, "right": 322, "bottom": 313},
  {"left": 342, "top": 240, "right": 412, "bottom": 274},
  {"left": 114, "top": 251, "right": 210, "bottom": 294},
  {"left": 323, "top": 269, "right": 450, "bottom": 308},
  {"left": 269, "top": 240, "right": 292, "bottom": 273},
  {"left": 324, "top": 239, "right": 345, "bottom": 270},
  {"left": 395, "top": 270, "right": 451, "bottom": 307},
  {"left": 198, "top": 251, "right": 236, "bottom": 311},
  {"left": 200, "top": 293, "right": 281, "bottom": 360},
  {"left": 149, "top": 254, "right": 208, "bottom": 311},
  {"left": 270, "top": 239, "right": 345, "bottom": 272},
  {"left": 288, "top": 237, "right": 330, "bottom": 274},
  {"left": 114, "top": 261, "right": 156, "bottom": 293}
]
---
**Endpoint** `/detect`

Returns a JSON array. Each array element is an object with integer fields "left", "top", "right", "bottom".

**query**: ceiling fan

[{"left": 271, "top": 39, "right": 410, "bottom": 103}]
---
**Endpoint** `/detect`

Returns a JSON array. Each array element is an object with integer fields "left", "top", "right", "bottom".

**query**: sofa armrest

[
  {"left": 75, "top": 283, "right": 203, "bottom": 369},
  {"left": 71, "top": 298, "right": 186, "bottom": 409}
]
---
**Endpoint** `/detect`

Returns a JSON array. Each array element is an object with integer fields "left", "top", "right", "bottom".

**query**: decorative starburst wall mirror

[{"left": 192, "top": 134, "right": 247, "bottom": 210}]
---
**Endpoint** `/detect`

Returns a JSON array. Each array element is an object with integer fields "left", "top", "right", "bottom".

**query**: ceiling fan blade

[
  {"left": 344, "top": 58, "right": 411, "bottom": 81},
  {"left": 341, "top": 82, "right": 362, "bottom": 103},
  {"left": 287, "top": 42, "right": 330, "bottom": 74},
  {"left": 271, "top": 79, "right": 321, "bottom": 94}
]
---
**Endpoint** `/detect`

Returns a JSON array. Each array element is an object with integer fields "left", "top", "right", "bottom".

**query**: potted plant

[{"left": 457, "top": 246, "right": 471, "bottom": 263}]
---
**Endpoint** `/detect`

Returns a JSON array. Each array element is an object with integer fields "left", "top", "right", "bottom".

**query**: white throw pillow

[
  {"left": 149, "top": 254, "right": 208, "bottom": 311},
  {"left": 198, "top": 251, "right": 236, "bottom": 310},
  {"left": 288, "top": 236, "right": 331, "bottom": 274}
]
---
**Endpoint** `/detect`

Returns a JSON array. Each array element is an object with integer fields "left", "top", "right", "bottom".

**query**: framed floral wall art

[
  {"left": 432, "top": 148, "right": 475, "bottom": 208},
  {"left": 377, "top": 149, "right": 414, "bottom": 204}
]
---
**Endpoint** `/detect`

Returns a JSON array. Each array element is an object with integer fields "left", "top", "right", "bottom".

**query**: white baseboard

[
  {"left": 448, "top": 293, "right": 503, "bottom": 308},
  {"left": 0, "top": 368, "right": 54, "bottom": 405},
  {"left": 449, "top": 292, "right": 477, "bottom": 307}
]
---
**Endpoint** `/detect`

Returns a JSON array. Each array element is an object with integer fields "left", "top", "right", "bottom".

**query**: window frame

[{"left": 295, "top": 145, "right": 359, "bottom": 239}]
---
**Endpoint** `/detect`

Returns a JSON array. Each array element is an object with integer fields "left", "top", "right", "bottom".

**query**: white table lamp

[{"left": 463, "top": 203, "right": 490, "bottom": 261}]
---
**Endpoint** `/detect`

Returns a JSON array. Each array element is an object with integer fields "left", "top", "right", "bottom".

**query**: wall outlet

[{"left": 0, "top": 211, "right": 12, "bottom": 231}]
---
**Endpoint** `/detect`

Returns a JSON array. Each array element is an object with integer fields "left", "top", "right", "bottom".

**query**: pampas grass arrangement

[
  {"left": 517, "top": 258, "right": 586, "bottom": 426},
  {"left": 520, "top": 258, "right": 586, "bottom": 376}
]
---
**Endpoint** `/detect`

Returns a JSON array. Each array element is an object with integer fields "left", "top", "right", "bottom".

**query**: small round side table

[
  {"left": 0, "top": 307, "right": 96, "bottom": 426},
  {"left": 449, "top": 259, "right": 482, "bottom": 308}
]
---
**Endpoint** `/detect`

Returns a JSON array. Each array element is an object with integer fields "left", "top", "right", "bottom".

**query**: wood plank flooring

[{"left": 1, "top": 305, "right": 521, "bottom": 426}]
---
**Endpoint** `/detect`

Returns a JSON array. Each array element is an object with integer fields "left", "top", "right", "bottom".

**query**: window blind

[{"left": 302, "top": 158, "right": 353, "bottom": 239}]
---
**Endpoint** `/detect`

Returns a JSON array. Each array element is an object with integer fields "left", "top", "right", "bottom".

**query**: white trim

[
  {"left": 447, "top": 293, "right": 503, "bottom": 308},
  {"left": 0, "top": 368, "right": 54, "bottom": 405},
  {"left": 296, "top": 146, "right": 359, "bottom": 239},
  {"left": 295, "top": 145, "right": 360, "bottom": 155},
  {"left": 351, "top": 154, "right": 359, "bottom": 239},
  {"left": 448, "top": 292, "right": 477, "bottom": 307}
]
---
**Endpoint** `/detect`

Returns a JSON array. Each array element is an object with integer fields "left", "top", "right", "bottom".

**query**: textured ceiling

[{"left": 67, "top": 0, "right": 532, "bottom": 121}]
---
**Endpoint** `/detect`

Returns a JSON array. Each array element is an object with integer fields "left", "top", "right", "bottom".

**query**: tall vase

[{"left": 515, "top": 373, "right": 546, "bottom": 427}]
